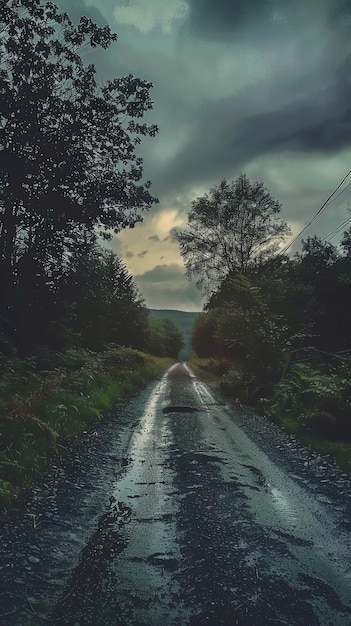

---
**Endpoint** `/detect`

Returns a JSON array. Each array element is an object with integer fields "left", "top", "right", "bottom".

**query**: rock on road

[{"left": 0, "top": 362, "right": 351, "bottom": 625}]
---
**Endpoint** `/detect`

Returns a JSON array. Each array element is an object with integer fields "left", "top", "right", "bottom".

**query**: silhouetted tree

[
  {"left": 176, "top": 174, "right": 290, "bottom": 294},
  {"left": 0, "top": 0, "right": 158, "bottom": 349},
  {"left": 64, "top": 245, "right": 148, "bottom": 351},
  {"left": 191, "top": 311, "right": 219, "bottom": 358},
  {"left": 145, "top": 319, "right": 183, "bottom": 358}
]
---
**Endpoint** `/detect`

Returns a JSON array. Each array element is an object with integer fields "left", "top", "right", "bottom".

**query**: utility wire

[
  {"left": 322, "top": 216, "right": 351, "bottom": 242},
  {"left": 255, "top": 168, "right": 351, "bottom": 282},
  {"left": 279, "top": 168, "right": 351, "bottom": 257},
  {"left": 324, "top": 181, "right": 351, "bottom": 206}
]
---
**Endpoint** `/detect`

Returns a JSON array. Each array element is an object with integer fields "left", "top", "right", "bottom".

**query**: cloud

[
  {"left": 184, "top": 0, "right": 273, "bottom": 40},
  {"left": 55, "top": 0, "right": 108, "bottom": 25},
  {"left": 136, "top": 264, "right": 185, "bottom": 283},
  {"left": 114, "top": 0, "right": 188, "bottom": 34},
  {"left": 135, "top": 264, "right": 203, "bottom": 310},
  {"left": 148, "top": 235, "right": 161, "bottom": 242},
  {"left": 138, "top": 250, "right": 148, "bottom": 258},
  {"left": 125, "top": 251, "right": 134, "bottom": 258},
  {"left": 157, "top": 48, "right": 351, "bottom": 195},
  {"left": 184, "top": 0, "right": 351, "bottom": 41}
]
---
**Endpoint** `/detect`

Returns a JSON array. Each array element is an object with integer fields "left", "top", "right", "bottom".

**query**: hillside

[{"left": 149, "top": 309, "right": 200, "bottom": 360}]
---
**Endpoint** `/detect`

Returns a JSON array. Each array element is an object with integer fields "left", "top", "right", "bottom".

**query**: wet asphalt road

[{"left": 1, "top": 362, "right": 351, "bottom": 625}]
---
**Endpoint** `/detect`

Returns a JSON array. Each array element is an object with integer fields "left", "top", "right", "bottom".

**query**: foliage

[
  {"left": 191, "top": 311, "right": 220, "bottom": 358},
  {"left": 0, "top": 0, "right": 158, "bottom": 351},
  {"left": 145, "top": 318, "right": 184, "bottom": 358},
  {"left": 1, "top": 239, "right": 149, "bottom": 354},
  {"left": 259, "top": 361, "right": 351, "bottom": 438},
  {"left": 176, "top": 174, "right": 290, "bottom": 294},
  {"left": 191, "top": 272, "right": 311, "bottom": 399},
  {"left": 291, "top": 235, "right": 351, "bottom": 351},
  {"left": 149, "top": 309, "right": 200, "bottom": 360},
  {"left": 219, "top": 369, "right": 254, "bottom": 403},
  {"left": 63, "top": 244, "right": 148, "bottom": 351},
  {"left": 0, "top": 347, "right": 173, "bottom": 513},
  {"left": 187, "top": 356, "right": 232, "bottom": 381},
  {"left": 188, "top": 210, "right": 351, "bottom": 454}
]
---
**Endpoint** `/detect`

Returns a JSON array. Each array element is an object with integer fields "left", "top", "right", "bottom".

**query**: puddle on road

[{"left": 162, "top": 405, "right": 199, "bottom": 414}]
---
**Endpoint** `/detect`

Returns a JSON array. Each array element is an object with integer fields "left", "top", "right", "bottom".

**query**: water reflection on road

[{"left": 0, "top": 362, "right": 351, "bottom": 625}]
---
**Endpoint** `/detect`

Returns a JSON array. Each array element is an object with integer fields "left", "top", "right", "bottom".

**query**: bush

[
  {"left": 220, "top": 369, "right": 253, "bottom": 402},
  {"left": 260, "top": 361, "right": 351, "bottom": 439},
  {"left": 0, "top": 346, "right": 173, "bottom": 514}
]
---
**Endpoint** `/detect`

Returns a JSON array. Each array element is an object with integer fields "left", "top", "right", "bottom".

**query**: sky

[{"left": 57, "top": 0, "right": 351, "bottom": 311}]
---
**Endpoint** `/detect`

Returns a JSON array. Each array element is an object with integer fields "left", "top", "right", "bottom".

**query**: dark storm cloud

[
  {"left": 185, "top": 0, "right": 351, "bottom": 41},
  {"left": 52, "top": 0, "right": 351, "bottom": 288},
  {"left": 331, "top": 0, "right": 351, "bottom": 24},
  {"left": 159, "top": 57, "right": 351, "bottom": 193},
  {"left": 55, "top": 0, "right": 351, "bottom": 204},
  {"left": 185, "top": 0, "right": 275, "bottom": 40}
]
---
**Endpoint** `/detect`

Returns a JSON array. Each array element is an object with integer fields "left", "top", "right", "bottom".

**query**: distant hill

[{"left": 149, "top": 309, "right": 200, "bottom": 360}]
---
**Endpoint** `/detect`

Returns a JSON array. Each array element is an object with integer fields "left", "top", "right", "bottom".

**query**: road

[{"left": 0, "top": 362, "right": 351, "bottom": 625}]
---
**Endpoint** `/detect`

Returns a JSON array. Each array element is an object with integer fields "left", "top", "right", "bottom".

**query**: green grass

[
  {"left": 0, "top": 347, "right": 174, "bottom": 514},
  {"left": 188, "top": 356, "right": 231, "bottom": 382},
  {"left": 277, "top": 415, "right": 351, "bottom": 472}
]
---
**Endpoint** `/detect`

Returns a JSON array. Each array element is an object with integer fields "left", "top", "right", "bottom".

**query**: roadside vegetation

[
  {"left": 179, "top": 175, "right": 351, "bottom": 471},
  {"left": 0, "top": 347, "right": 174, "bottom": 513},
  {"left": 149, "top": 310, "right": 200, "bottom": 360},
  {"left": 0, "top": 2, "right": 183, "bottom": 514}
]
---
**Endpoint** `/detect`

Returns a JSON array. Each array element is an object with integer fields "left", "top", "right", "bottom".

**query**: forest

[
  {"left": 0, "top": 0, "right": 183, "bottom": 511},
  {"left": 179, "top": 175, "right": 351, "bottom": 469}
]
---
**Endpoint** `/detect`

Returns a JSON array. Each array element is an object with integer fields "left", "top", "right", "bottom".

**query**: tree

[
  {"left": 0, "top": 0, "right": 158, "bottom": 345},
  {"left": 161, "top": 319, "right": 184, "bottom": 358},
  {"left": 291, "top": 236, "right": 351, "bottom": 351},
  {"left": 215, "top": 274, "right": 310, "bottom": 371},
  {"left": 191, "top": 311, "right": 219, "bottom": 358},
  {"left": 340, "top": 226, "right": 351, "bottom": 259},
  {"left": 295, "top": 236, "right": 339, "bottom": 277},
  {"left": 176, "top": 174, "right": 290, "bottom": 294},
  {"left": 64, "top": 245, "right": 148, "bottom": 351},
  {"left": 145, "top": 319, "right": 183, "bottom": 358}
]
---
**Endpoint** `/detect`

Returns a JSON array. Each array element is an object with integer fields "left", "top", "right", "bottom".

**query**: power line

[
  {"left": 255, "top": 168, "right": 351, "bottom": 282},
  {"left": 322, "top": 216, "right": 351, "bottom": 242},
  {"left": 324, "top": 181, "right": 351, "bottom": 206},
  {"left": 279, "top": 168, "right": 351, "bottom": 256}
]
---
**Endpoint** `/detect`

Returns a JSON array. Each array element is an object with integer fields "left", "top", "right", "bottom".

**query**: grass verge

[
  {"left": 187, "top": 356, "right": 231, "bottom": 382},
  {"left": 276, "top": 416, "right": 351, "bottom": 473},
  {"left": 0, "top": 347, "right": 174, "bottom": 514}
]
